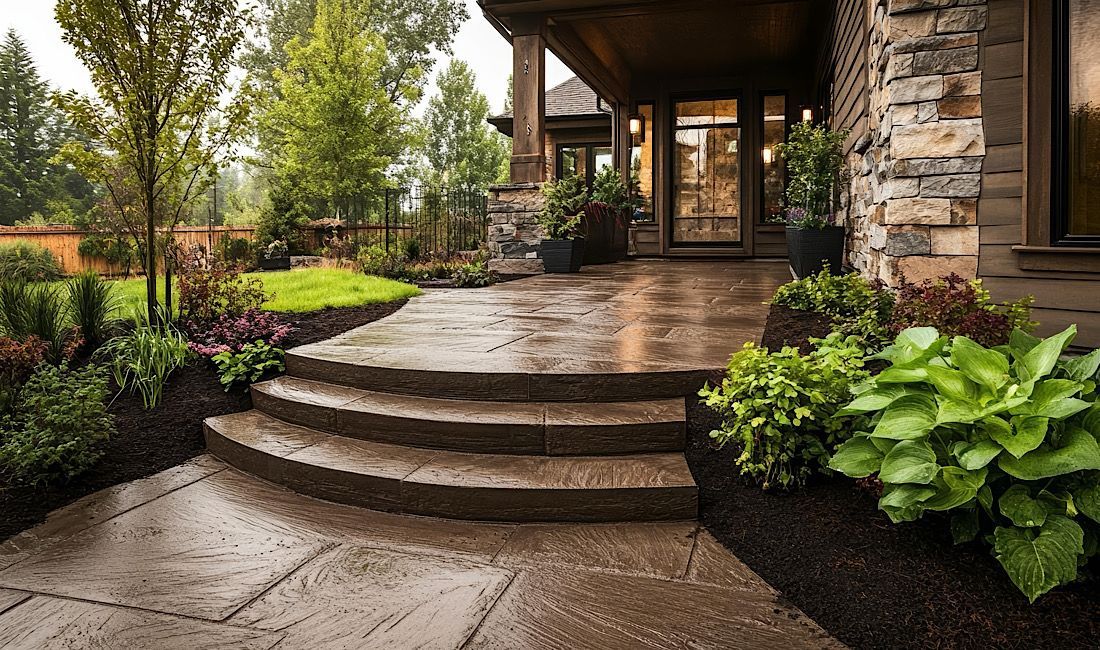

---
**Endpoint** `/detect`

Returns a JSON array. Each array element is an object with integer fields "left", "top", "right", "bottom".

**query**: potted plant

[
  {"left": 538, "top": 175, "right": 588, "bottom": 273},
  {"left": 775, "top": 122, "right": 849, "bottom": 279},
  {"left": 585, "top": 167, "right": 633, "bottom": 264},
  {"left": 259, "top": 239, "right": 291, "bottom": 271}
]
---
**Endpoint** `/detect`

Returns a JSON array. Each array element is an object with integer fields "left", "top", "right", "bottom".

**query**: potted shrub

[
  {"left": 259, "top": 239, "right": 291, "bottom": 271},
  {"left": 776, "top": 122, "right": 849, "bottom": 279},
  {"left": 585, "top": 167, "right": 633, "bottom": 264},
  {"left": 538, "top": 176, "right": 587, "bottom": 273}
]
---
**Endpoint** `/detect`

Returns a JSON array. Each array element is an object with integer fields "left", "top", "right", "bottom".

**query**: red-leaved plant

[
  {"left": 187, "top": 309, "right": 295, "bottom": 358},
  {"left": 177, "top": 260, "right": 268, "bottom": 334},
  {"left": 888, "top": 274, "right": 1035, "bottom": 347}
]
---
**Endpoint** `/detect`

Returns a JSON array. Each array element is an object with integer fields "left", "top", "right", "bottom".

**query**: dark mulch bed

[
  {"left": 0, "top": 301, "right": 407, "bottom": 543},
  {"left": 760, "top": 303, "right": 833, "bottom": 353},
  {"left": 687, "top": 304, "right": 1100, "bottom": 650}
]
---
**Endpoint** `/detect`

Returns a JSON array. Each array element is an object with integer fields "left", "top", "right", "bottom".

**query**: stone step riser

[
  {"left": 204, "top": 413, "right": 699, "bottom": 523},
  {"left": 286, "top": 353, "right": 714, "bottom": 403},
  {"left": 251, "top": 383, "right": 687, "bottom": 456}
]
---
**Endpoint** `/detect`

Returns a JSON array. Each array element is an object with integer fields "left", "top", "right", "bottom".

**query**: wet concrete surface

[{"left": 0, "top": 456, "right": 840, "bottom": 648}]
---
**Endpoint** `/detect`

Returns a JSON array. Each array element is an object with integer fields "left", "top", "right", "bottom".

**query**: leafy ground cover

[{"left": 103, "top": 267, "right": 420, "bottom": 318}]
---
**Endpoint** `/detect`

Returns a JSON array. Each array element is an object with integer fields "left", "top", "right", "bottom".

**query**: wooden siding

[
  {"left": 824, "top": 0, "right": 869, "bottom": 150},
  {"left": 977, "top": 0, "right": 1100, "bottom": 348}
]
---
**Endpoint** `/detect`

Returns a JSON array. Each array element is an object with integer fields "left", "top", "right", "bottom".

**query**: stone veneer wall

[
  {"left": 487, "top": 183, "right": 546, "bottom": 275},
  {"left": 844, "top": 0, "right": 988, "bottom": 285}
]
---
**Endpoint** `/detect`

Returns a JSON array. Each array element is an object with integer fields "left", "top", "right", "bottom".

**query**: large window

[
  {"left": 761, "top": 94, "right": 787, "bottom": 223},
  {"left": 557, "top": 143, "right": 612, "bottom": 187},
  {"left": 671, "top": 97, "right": 742, "bottom": 246},
  {"left": 1054, "top": 0, "right": 1100, "bottom": 244}
]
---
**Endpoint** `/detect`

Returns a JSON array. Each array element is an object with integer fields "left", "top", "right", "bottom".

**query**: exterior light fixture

[
  {"left": 762, "top": 147, "right": 774, "bottom": 165},
  {"left": 629, "top": 113, "right": 645, "bottom": 143},
  {"left": 800, "top": 105, "right": 814, "bottom": 123}
]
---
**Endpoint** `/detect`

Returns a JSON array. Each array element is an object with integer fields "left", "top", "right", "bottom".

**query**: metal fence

[{"left": 341, "top": 186, "right": 489, "bottom": 256}]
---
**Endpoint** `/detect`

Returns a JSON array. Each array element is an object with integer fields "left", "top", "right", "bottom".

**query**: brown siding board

[
  {"left": 978, "top": 197, "right": 1024, "bottom": 225},
  {"left": 980, "top": 172, "right": 1023, "bottom": 199},
  {"left": 981, "top": 77, "right": 1024, "bottom": 146},
  {"left": 984, "top": 144, "right": 1023, "bottom": 173},
  {"left": 984, "top": 41, "right": 1024, "bottom": 80}
]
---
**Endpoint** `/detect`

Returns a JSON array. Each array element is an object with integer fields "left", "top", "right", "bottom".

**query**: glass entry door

[{"left": 671, "top": 98, "right": 742, "bottom": 246}]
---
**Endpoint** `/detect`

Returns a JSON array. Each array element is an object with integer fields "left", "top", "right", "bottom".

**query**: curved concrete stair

[
  {"left": 204, "top": 410, "right": 698, "bottom": 522},
  {"left": 285, "top": 347, "right": 715, "bottom": 402},
  {"left": 251, "top": 377, "right": 687, "bottom": 455}
]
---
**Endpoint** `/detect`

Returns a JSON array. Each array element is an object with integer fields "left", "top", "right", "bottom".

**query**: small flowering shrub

[
  {"left": 889, "top": 274, "right": 1035, "bottom": 347},
  {"left": 0, "top": 363, "right": 114, "bottom": 486},
  {"left": 699, "top": 333, "right": 869, "bottom": 489},
  {"left": 177, "top": 261, "right": 268, "bottom": 333},
  {"left": 187, "top": 309, "right": 294, "bottom": 358},
  {"left": 771, "top": 267, "right": 895, "bottom": 346}
]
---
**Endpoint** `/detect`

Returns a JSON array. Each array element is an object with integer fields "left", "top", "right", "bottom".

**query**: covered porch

[{"left": 481, "top": 0, "right": 835, "bottom": 260}]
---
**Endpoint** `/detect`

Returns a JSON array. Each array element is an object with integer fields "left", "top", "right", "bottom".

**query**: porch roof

[{"left": 479, "top": 0, "right": 828, "bottom": 105}]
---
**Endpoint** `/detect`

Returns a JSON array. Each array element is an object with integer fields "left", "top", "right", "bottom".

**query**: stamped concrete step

[
  {"left": 285, "top": 346, "right": 715, "bottom": 402},
  {"left": 204, "top": 410, "right": 698, "bottom": 523},
  {"left": 251, "top": 377, "right": 686, "bottom": 456}
]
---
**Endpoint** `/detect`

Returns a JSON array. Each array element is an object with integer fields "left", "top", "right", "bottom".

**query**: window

[
  {"left": 761, "top": 94, "right": 787, "bottom": 224},
  {"left": 1053, "top": 0, "right": 1100, "bottom": 245},
  {"left": 671, "top": 97, "right": 742, "bottom": 246},
  {"left": 557, "top": 143, "right": 612, "bottom": 187},
  {"left": 630, "top": 103, "right": 655, "bottom": 222}
]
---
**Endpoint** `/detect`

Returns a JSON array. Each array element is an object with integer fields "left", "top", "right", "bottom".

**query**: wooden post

[{"left": 510, "top": 16, "right": 546, "bottom": 183}]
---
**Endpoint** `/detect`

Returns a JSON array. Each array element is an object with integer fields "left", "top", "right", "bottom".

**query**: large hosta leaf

[
  {"left": 837, "top": 386, "right": 924, "bottom": 417},
  {"left": 922, "top": 466, "right": 987, "bottom": 512},
  {"left": 925, "top": 365, "right": 981, "bottom": 402},
  {"left": 1009, "top": 329, "right": 1042, "bottom": 359},
  {"left": 999, "top": 484, "right": 1047, "bottom": 527},
  {"left": 952, "top": 437, "right": 1002, "bottom": 470},
  {"left": 1020, "top": 325, "right": 1078, "bottom": 382},
  {"left": 951, "top": 337, "right": 1010, "bottom": 391},
  {"left": 828, "top": 437, "right": 883, "bottom": 478},
  {"left": 879, "top": 484, "right": 937, "bottom": 523},
  {"left": 875, "top": 367, "right": 929, "bottom": 384},
  {"left": 993, "top": 516, "right": 1084, "bottom": 602},
  {"left": 986, "top": 416, "right": 1048, "bottom": 459},
  {"left": 872, "top": 395, "right": 938, "bottom": 440},
  {"left": 1060, "top": 348, "right": 1100, "bottom": 383},
  {"left": 1074, "top": 484, "right": 1100, "bottom": 524},
  {"left": 999, "top": 427, "right": 1100, "bottom": 480},
  {"left": 879, "top": 440, "right": 939, "bottom": 484},
  {"left": 871, "top": 328, "right": 945, "bottom": 367}
]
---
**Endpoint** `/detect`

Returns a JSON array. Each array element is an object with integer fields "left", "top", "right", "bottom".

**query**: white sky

[{"left": 0, "top": 0, "right": 576, "bottom": 116}]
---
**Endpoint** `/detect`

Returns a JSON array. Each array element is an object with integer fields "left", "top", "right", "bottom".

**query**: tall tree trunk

[{"left": 145, "top": 180, "right": 157, "bottom": 326}]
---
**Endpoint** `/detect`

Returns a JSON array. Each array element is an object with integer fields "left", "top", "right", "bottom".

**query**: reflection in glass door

[{"left": 672, "top": 98, "right": 741, "bottom": 246}]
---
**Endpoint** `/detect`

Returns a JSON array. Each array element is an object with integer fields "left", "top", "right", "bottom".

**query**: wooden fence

[{"left": 0, "top": 225, "right": 257, "bottom": 276}]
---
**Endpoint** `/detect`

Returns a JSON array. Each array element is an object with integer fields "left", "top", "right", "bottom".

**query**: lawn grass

[{"left": 103, "top": 268, "right": 420, "bottom": 318}]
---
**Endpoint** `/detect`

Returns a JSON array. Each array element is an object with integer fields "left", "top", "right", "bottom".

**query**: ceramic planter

[
  {"left": 541, "top": 238, "right": 586, "bottom": 273},
  {"left": 785, "top": 225, "right": 845, "bottom": 278}
]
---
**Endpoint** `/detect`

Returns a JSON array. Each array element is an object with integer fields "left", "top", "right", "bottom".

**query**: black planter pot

[
  {"left": 541, "top": 238, "right": 586, "bottom": 273},
  {"left": 785, "top": 225, "right": 845, "bottom": 279},
  {"left": 259, "top": 256, "right": 291, "bottom": 271}
]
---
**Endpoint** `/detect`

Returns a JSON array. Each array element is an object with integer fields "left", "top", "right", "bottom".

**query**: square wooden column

[{"left": 510, "top": 17, "right": 546, "bottom": 183}]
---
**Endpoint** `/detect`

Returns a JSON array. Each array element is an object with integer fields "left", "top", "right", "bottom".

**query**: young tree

[
  {"left": 259, "top": 0, "right": 403, "bottom": 226},
  {"left": 0, "top": 29, "right": 94, "bottom": 225},
  {"left": 421, "top": 59, "right": 509, "bottom": 189},
  {"left": 54, "top": 0, "right": 253, "bottom": 322}
]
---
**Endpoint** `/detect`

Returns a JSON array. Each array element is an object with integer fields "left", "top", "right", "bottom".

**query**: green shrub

[
  {"left": 771, "top": 268, "right": 894, "bottom": 345},
  {"left": 212, "top": 340, "right": 285, "bottom": 390},
  {"left": 98, "top": 325, "right": 192, "bottom": 409},
  {"left": 0, "top": 336, "right": 47, "bottom": 413},
  {"left": 453, "top": 256, "right": 495, "bottom": 288},
  {"left": 829, "top": 325, "right": 1100, "bottom": 602},
  {"left": 401, "top": 238, "right": 421, "bottom": 261},
  {"left": 0, "top": 281, "right": 77, "bottom": 363},
  {"left": 775, "top": 121, "right": 849, "bottom": 220},
  {"left": 0, "top": 240, "right": 62, "bottom": 282},
  {"left": 214, "top": 234, "right": 255, "bottom": 265},
  {"left": 699, "top": 333, "right": 869, "bottom": 489},
  {"left": 67, "top": 271, "right": 121, "bottom": 350},
  {"left": 0, "top": 363, "right": 114, "bottom": 486},
  {"left": 538, "top": 175, "right": 587, "bottom": 239},
  {"left": 889, "top": 273, "right": 1035, "bottom": 347}
]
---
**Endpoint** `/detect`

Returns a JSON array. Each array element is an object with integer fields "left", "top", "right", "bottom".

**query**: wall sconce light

[
  {"left": 800, "top": 105, "right": 814, "bottom": 123},
  {"left": 628, "top": 113, "right": 645, "bottom": 143},
  {"left": 762, "top": 147, "right": 774, "bottom": 165}
]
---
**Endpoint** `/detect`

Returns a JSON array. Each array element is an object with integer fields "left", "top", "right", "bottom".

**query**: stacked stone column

[
  {"left": 486, "top": 183, "right": 546, "bottom": 275},
  {"left": 845, "top": 0, "right": 987, "bottom": 285}
]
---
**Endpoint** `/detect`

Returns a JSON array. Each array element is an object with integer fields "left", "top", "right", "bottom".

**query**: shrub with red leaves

[
  {"left": 177, "top": 260, "right": 268, "bottom": 334},
  {"left": 0, "top": 335, "right": 48, "bottom": 410},
  {"left": 187, "top": 309, "right": 295, "bottom": 358},
  {"left": 888, "top": 274, "right": 1035, "bottom": 347}
]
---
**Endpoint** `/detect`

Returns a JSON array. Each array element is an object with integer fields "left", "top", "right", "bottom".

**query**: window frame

[
  {"left": 555, "top": 141, "right": 612, "bottom": 187},
  {"left": 759, "top": 91, "right": 789, "bottom": 226}
]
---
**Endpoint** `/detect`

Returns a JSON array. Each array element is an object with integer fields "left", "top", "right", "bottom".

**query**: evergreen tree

[{"left": 422, "top": 59, "right": 509, "bottom": 189}]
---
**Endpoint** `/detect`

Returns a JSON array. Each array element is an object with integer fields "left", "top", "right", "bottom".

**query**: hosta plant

[
  {"left": 212, "top": 341, "right": 286, "bottom": 390},
  {"left": 700, "top": 333, "right": 868, "bottom": 489},
  {"left": 829, "top": 325, "right": 1100, "bottom": 602}
]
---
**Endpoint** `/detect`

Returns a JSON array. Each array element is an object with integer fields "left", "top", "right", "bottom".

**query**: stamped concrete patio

[{"left": 0, "top": 261, "right": 843, "bottom": 648}]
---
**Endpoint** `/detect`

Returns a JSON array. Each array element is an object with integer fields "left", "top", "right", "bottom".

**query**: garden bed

[
  {"left": 0, "top": 301, "right": 406, "bottom": 543},
  {"left": 687, "top": 303, "right": 1100, "bottom": 649}
]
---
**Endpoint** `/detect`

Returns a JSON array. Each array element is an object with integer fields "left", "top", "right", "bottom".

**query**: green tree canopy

[
  {"left": 421, "top": 59, "right": 509, "bottom": 189},
  {"left": 54, "top": 0, "right": 253, "bottom": 321},
  {"left": 0, "top": 29, "right": 94, "bottom": 225}
]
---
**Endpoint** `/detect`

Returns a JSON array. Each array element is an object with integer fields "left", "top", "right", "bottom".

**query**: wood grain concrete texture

[{"left": 0, "top": 458, "right": 841, "bottom": 649}]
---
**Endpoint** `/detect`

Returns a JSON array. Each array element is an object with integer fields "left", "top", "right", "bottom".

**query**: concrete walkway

[{"left": 0, "top": 457, "right": 839, "bottom": 648}]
